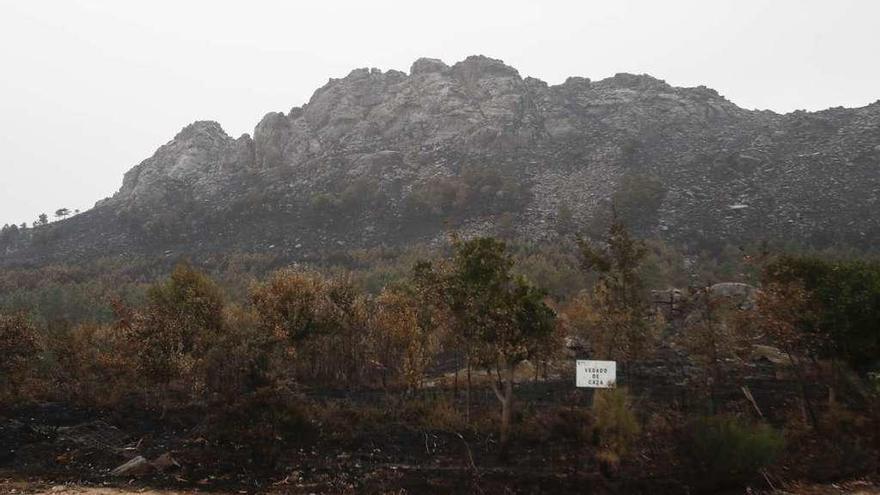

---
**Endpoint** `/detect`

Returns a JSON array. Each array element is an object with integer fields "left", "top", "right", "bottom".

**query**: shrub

[
  {"left": 251, "top": 269, "right": 372, "bottom": 386},
  {"left": 205, "top": 387, "right": 313, "bottom": 464},
  {"left": 128, "top": 263, "right": 226, "bottom": 404},
  {"left": 0, "top": 312, "right": 39, "bottom": 400},
  {"left": 518, "top": 406, "right": 593, "bottom": 445},
  {"left": 201, "top": 304, "right": 285, "bottom": 403},
  {"left": 687, "top": 415, "right": 784, "bottom": 487},
  {"left": 56, "top": 322, "right": 136, "bottom": 406},
  {"left": 371, "top": 288, "right": 441, "bottom": 390},
  {"left": 763, "top": 256, "right": 880, "bottom": 371},
  {"left": 592, "top": 387, "right": 640, "bottom": 470}
]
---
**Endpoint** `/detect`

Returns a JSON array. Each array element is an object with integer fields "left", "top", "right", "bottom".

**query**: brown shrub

[
  {"left": 251, "top": 269, "right": 372, "bottom": 387},
  {"left": 55, "top": 322, "right": 137, "bottom": 406},
  {"left": 0, "top": 312, "right": 40, "bottom": 401}
]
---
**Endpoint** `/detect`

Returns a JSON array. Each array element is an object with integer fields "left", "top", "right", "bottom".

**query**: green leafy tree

[{"left": 441, "top": 236, "right": 557, "bottom": 455}]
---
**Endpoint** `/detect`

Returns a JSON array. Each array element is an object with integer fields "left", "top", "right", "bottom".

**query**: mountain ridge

[{"left": 3, "top": 55, "right": 879, "bottom": 266}]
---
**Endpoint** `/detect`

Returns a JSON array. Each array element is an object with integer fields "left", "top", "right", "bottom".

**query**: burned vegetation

[{"left": 1, "top": 219, "right": 879, "bottom": 494}]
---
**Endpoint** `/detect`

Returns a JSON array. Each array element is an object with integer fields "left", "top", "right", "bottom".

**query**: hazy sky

[{"left": 1, "top": 0, "right": 878, "bottom": 226}]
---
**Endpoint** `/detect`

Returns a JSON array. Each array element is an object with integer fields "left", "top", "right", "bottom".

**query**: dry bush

[
  {"left": 55, "top": 322, "right": 137, "bottom": 406},
  {"left": 201, "top": 304, "right": 290, "bottom": 404},
  {"left": 517, "top": 406, "right": 593, "bottom": 445},
  {"left": 308, "top": 400, "right": 387, "bottom": 443},
  {"left": 371, "top": 289, "right": 442, "bottom": 390},
  {"left": 251, "top": 269, "right": 373, "bottom": 387},
  {"left": 0, "top": 312, "right": 40, "bottom": 401},
  {"left": 124, "top": 263, "right": 227, "bottom": 406},
  {"left": 205, "top": 387, "right": 314, "bottom": 464},
  {"left": 397, "top": 395, "right": 465, "bottom": 431}
]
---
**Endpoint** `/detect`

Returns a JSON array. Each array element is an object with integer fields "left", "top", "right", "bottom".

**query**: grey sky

[{"left": 1, "top": 0, "right": 878, "bottom": 227}]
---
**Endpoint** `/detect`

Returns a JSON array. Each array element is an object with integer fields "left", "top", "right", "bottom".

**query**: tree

[
  {"left": 131, "top": 263, "right": 226, "bottom": 401},
  {"left": 372, "top": 288, "right": 441, "bottom": 390},
  {"left": 684, "top": 285, "right": 754, "bottom": 413},
  {"left": 54, "top": 208, "right": 71, "bottom": 220},
  {"left": 745, "top": 280, "right": 823, "bottom": 426},
  {"left": 763, "top": 256, "right": 880, "bottom": 371},
  {"left": 441, "top": 236, "right": 557, "bottom": 455},
  {"left": 576, "top": 216, "right": 654, "bottom": 362},
  {"left": 35, "top": 213, "right": 49, "bottom": 227},
  {"left": 0, "top": 223, "right": 19, "bottom": 242},
  {"left": 251, "top": 269, "right": 371, "bottom": 386}
]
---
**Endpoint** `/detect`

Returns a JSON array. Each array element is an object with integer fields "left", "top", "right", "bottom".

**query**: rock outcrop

[{"left": 3, "top": 55, "right": 879, "bottom": 265}]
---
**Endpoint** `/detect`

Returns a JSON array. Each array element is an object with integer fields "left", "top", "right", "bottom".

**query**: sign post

[{"left": 576, "top": 360, "right": 616, "bottom": 388}]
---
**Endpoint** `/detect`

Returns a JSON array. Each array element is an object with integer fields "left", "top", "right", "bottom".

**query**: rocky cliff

[{"left": 3, "top": 56, "right": 879, "bottom": 265}]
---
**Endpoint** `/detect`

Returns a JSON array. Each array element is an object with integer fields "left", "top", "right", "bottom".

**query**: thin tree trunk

[
  {"left": 492, "top": 362, "right": 515, "bottom": 460},
  {"left": 453, "top": 356, "right": 459, "bottom": 400},
  {"left": 466, "top": 353, "right": 472, "bottom": 424}
]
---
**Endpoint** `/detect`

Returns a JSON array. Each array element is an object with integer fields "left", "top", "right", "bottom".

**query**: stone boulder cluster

[{"left": 3, "top": 55, "right": 879, "bottom": 264}]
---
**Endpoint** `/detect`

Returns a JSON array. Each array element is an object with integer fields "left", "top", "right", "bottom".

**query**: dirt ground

[{"left": 2, "top": 478, "right": 879, "bottom": 495}]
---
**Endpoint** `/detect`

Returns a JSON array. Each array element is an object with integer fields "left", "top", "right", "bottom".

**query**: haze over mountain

[{"left": 2, "top": 55, "right": 879, "bottom": 266}]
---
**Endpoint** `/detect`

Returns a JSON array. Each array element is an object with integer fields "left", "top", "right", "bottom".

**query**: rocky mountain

[{"left": 3, "top": 55, "right": 880, "bottom": 266}]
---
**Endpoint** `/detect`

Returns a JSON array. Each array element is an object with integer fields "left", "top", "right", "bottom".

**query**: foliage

[
  {"left": 205, "top": 387, "right": 314, "bottom": 462},
  {"left": 592, "top": 387, "right": 640, "bottom": 468},
  {"left": 131, "top": 263, "right": 226, "bottom": 391},
  {"left": 250, "top": 269, "right": 372, "bottom": 386},
  {"left": 683, "top": 285, "right": 756, "bottom": 412},
  {"left": 406, "top": 166, "right": 528, "bottom": 221},
  {"left": 763, "top": 255, "right": 880, "bottom": 370},
  {"left": 0, "top": 312, "right": 39, "bottom": 399},
  {"left": 371, "top": 288, "right": 442, "bottom": 390},
  {"left": 424, "top": 235, "right": 557, "bottom": 453},
  {"left": 687, "top": 415, "right": 784, "bottom": 486},
  {"left": 201, "top": 304, "right": 285, "bottom": 403},
  {"left": 443, "top": 237, "right": 557, "bottom": 370},
  {"left": 576, "top": 218, "right": 656, "bottom": 361},
  {"left": 54, "top": 322, "right": 136, "bottom": 406}
]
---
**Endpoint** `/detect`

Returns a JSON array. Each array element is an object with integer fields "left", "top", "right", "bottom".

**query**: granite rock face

[{"left": 4, "top": 55, "right": 880, "bottom": 264}]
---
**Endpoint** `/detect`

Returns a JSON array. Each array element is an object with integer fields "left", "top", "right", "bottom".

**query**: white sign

[{"left": 576, "top": 360, "right": 617, "bottom": 388}]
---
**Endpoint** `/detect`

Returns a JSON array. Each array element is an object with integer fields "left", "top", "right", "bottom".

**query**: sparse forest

[{"left": 2, "top": 219, "right": 878, "bottom": 494}]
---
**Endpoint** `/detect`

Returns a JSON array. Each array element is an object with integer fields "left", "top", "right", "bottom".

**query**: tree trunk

[
  {"left": 492, "top": 362, "right": 515, "bottom": 460},
  {"left": 466, "top": 354, "right": 472, "bottom": 424},
  {"left": 453, "top": 356, "right": 459, "bottom": 400}
]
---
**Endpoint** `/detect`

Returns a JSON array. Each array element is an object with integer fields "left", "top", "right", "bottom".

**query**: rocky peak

[
  {"left": 601, "top": 72, "right": 670, "bottom": 90},
  {"left": 173, "top": 120, "right": 230, "bottom": 141},
  {"left": 450, "top": 55, "right": 521, "bottom": 84},
  {"left": 410, "top": 57, "right": 449, "bottom": 75}
]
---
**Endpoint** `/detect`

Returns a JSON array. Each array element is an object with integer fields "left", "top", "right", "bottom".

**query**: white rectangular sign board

[{"left": 576, "top": 360, "right": 617, "bottom": 388}]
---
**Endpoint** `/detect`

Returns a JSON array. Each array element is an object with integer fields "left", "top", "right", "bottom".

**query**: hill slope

[{"left": 3, "top": 55, "right": 880, "bottom": 265}]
